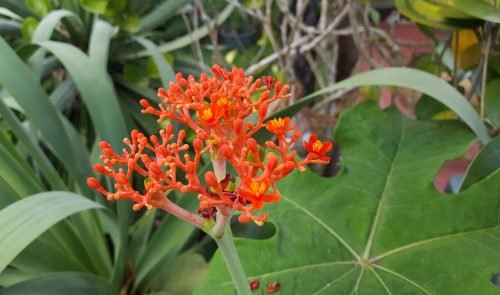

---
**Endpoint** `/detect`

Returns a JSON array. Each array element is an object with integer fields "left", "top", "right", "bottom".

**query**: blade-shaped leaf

[
  {"left": 270, "top": 67, "right": 491, "bottom": 143},
  {"left": 134, "top": 36, "right": 175, "bottom": 86},
  {"left": 198, "top": 103, "right": 500, "bottom": 294},
  {"left": 121, "top": 4, "right": 234, "bottom": 60},
  {"left": 0, "top": 272, "right": 116, "bottom": 295},
  {"left": 0, "top": 192, "right": 103, "bottom": 272},
  {"left": 88, "top": 19, "right": 114, "bottom": 71},
  {"left": 0, "top": 37, "right": 90, "bottom": 191},
  {"left": 36, "top": 40, "right": 128, "bottom": 147}
]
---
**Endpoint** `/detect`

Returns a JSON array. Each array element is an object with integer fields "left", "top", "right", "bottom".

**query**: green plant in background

[
  {"left": 0, "top": 0, "right": 233, "bottom": 294},
  {"left": 0, "top": 0, "right": 499, "bottom": 294},
  {"left": 395, "top": 0, "right": 500, "bottom": 132}
]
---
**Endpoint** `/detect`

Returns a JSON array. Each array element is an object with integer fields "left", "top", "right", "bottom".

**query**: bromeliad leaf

[{"left": 197, "top": 103, "right": 500, "bottom": 294}]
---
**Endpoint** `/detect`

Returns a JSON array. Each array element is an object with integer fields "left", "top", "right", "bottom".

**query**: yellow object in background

[{"left": 452, "top": 29, "right": 482, "bottom": 70}]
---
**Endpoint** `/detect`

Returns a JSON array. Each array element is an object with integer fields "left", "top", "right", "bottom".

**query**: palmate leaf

[{"left": 197, "top": 103, "right": 500, "bottom": 294}]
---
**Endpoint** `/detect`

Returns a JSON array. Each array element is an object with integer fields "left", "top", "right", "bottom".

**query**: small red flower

[
  {"left": 266, "top": 117, "right": 293, "bottom": 135},
  {"left": 263, "top": 76, "right": 275, "bottom": 89},
  {"left": 304, "top": 134, "right": 332, "bottom": 161},
  {"left": 239, "top": 179, "right": 280, "bottom": 210}
]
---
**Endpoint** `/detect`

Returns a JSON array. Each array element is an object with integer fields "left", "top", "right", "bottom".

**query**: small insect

[
  {"left": 266, "top": 281, "right": 281, "bottom": 293},
  {"left": 249, "top": 279, "right": 260, "bottom": 290}
]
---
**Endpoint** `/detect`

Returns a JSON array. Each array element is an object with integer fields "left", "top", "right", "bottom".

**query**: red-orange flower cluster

[{"left": 88, "top": 65, "right": 332, "bottom": 226}]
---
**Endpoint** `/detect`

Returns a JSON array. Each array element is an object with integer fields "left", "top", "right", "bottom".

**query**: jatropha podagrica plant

[{"left": 87, "top": 65, "right": 331, "bottom": 294}]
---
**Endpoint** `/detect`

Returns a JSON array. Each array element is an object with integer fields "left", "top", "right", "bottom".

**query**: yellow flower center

[
  {"left": 250, "top": 181, "right": 266, "bottom": 196},
  {"left": 201, "top": 108, "right": 213, "bottom": 121},
  {"left": 312, "top": 140, "right": 324, "bottom": 152},
  {"left": 217, "top": 96, "right": 229, "bottom": 106},
  {"left": 270, "top": 118, "right": 285, "bottom": 129}
]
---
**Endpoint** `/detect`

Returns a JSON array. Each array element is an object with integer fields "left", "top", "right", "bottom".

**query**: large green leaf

[
  {"left": 271, "top": 67, "right": 491, "bottom": 143},
  {"left": 198, "top": 103, "right": 500, "bottom": 294},
  {"left": 485, "top": 78, "right": 500, "bottom": 126},
  {"left": 0, "top": 192, "right": 103, "bottom": 272},
  {"left": 395, "top": 0, "right": 482, "bottom": 29},
  {"left": 460, "top": 137, "right": 500, "bottom": 191},
  {"left": 0, "top": 272, "right": 116, "bottom": 295},
  {"left": 451, "top": 0, "right": 500, "bottom": 23}
]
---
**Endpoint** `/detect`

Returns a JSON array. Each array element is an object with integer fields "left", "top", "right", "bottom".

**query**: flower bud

[
  {"left": 233, "top": 118, "right": 243, "bottom": 133},
  {"left": 140, "top": 99, "right": 151, "bottom": 108},
  {"left": 93, "top": 164, "right": 107, "bottom": 174},
  {"left": 115, "top": 172, "right": 128, "bottom": 185},
  {"left": 149, "top": 162, "right": 163, "bottom": 177},
  {"left": 220, "top": 144, "right": 233, "bottom": 159},
  {"left": 205, "top": 171, "right": 220, "bottom": 190},
  {"left": 193, "top": 138, "right": 203, "bottom": 151},
  {"left": 259, "top": 102, "right": 268, "bottom": 119},
  {"left": 247, "top": 138, "right": 258, "bottom": 153},
  {"left": 87, "top": 177, "right": 103, "bottom": 190},
  {"left": 238, "top": 214, "right": 251, "bottom": 223},
  {"left": 266, "top": 153, "right": 279, "bottom": 171}
]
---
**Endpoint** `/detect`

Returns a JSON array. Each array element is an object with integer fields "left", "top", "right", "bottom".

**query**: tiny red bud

[
  {"left": 115, "top": 172, "right": 128, "bottom": 185},
  {"left": 149, "top": 162, "right": 163, "bottom": 176},
  {"left": 205, "top": 171, "right": 220, "bottom": 189},
  {"left": 233, "top": 118, "right": 243, "bottom": 133},
  {"left": 238, "top": 214, "right": 251, "bottom": 223},
  {"left": 139, "top": 99, "right": 151, "bottom": 108},
  {"left": 247, "top": 138, "right": 258, "bottom": 153},
  {"left": 220, "top": 144, "right": 233, "bottom": 159},
  {"left": 157, "top": 88, "right": 168, "bottom": 97},
  {"left": 93, "top": 164, "right": 107, "bottom": 174},
  {"left": 193, "top": 138, "right": 203, "bottom": 151},
  {"left": 259, "top": 103, "right": 268, "bottom": 119},
  {"left": 266, "top": 153, "right": 279, "bottom": 171},
  {"left": 87, "top": 177, "right": 102, "bottom": 189}
]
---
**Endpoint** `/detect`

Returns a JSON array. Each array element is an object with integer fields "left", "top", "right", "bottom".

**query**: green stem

[{"left": 213, "top": 228, "right": 252, "bottom": 295}]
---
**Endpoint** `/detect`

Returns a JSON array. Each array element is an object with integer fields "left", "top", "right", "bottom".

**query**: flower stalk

[{"left": 212, "top": 227, "right": 252, "bottom": 295}]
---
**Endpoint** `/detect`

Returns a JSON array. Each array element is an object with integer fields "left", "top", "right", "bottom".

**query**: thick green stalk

[{"left": 213, "top": 228, "right": 252, "bottom": 295}]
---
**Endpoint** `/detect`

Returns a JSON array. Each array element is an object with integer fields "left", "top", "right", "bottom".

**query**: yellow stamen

[
  {"left": 217, "top": 96, "right": 228, "bottom": 106},
  {"left": 270, "top": 118, "right": 285, "bottom": 129},
  {"left": 312, "top": 140, "right": 324, "bottom": 152},
  {"left": 250, "top": 181, "right": 266, "bottom": 195},
  {"left": 201, "top": 109, "right": 213, "bottom": 121}
]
